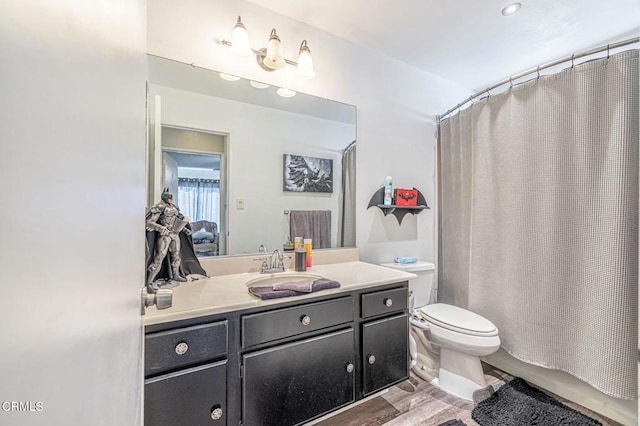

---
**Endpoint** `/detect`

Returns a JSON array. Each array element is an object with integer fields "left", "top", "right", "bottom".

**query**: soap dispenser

[{"left": 295, "top": 244, "right": 307, "bottom": 272}]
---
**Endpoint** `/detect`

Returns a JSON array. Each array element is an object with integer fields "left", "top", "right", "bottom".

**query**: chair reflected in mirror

[{"left": 190, "top": 220, "right": 219, "bottom": 257}]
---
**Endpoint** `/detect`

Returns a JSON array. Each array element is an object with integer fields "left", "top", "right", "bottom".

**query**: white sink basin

[{"left": 245, "top": 272, "right": 324, "bottom": 288}]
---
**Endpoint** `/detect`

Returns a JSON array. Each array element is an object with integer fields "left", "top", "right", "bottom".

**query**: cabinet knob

[
  {"left": 384, "top": 298, "right": 393, "bottom": 307},
  {"left": 211, "top": 406, "right": 223, "bottom": 420},
  {"left": 175, "top": 341, "right": 189, "bottom": 355},
  {"left": 300, "top": 315, "right": 311, "bottom": 326},
  {"left": 346, "top": 363, "right": 354, "bottom": 373},
  {"left": 368, "top": 354, "right": 376, "bottom": 365}
]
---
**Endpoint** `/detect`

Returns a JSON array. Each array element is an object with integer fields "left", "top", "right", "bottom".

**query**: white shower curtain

[{"left": 437, "top": 49, "right": 638, "bottom": 400}]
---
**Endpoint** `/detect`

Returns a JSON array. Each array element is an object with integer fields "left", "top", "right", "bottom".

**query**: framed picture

[{"left": 283, "top": 154, "right": 333, "bottom": 193}]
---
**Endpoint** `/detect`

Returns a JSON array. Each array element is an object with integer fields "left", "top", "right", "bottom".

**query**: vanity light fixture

[
  {"left": 501, "top": 2, "right": 522, "bottom": 16},
  {"left": 296, "top": 40, "right": 316, "bottom": 79},
  {"left": 263, "top": 28, "right": 286, "bottom": 70},
  {"left": 222, "top": 16, "right": 316, "bottom": 79},
  {"left": 276, "top": 88, "right": 296, "bottom": 98},
  {"left": 230, "top": 16, "right": 252, "bottom": 56}
]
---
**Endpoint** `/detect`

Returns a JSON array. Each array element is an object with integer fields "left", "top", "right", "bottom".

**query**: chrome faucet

[
  {"left": 253, "top": 249, "right": 286, "bottom": 273},
  {"left": 270, "top": 249, "right": 284, "bottom": 273}
]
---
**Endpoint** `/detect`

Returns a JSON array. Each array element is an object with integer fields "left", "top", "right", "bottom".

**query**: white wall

[
  {"left": 163, "top": 151, "right": 179, "bottom": 201},
  {"left": 147, "top": 0, "right": 472, "bottom": 264},
  {"left": 0, "top": 1, "right": 146, "bottom": 425},
  {"left": 150, "top": 84, "right": 355, "bottom": 254}
]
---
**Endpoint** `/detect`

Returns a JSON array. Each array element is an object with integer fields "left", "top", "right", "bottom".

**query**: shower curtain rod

[
  {"left": 342, "top": 140, "right": 357, "bottom": 154},
  {"left": 436, "top": 36, "right": 639, "bottom": 123}
]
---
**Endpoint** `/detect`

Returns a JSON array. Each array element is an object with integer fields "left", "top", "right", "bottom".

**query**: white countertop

[
  {"left": 379, "top": 260, "right": 435, "bottom": 272},
  {"left": 144, "top": 261, "right": 417, "bottom": 326}
]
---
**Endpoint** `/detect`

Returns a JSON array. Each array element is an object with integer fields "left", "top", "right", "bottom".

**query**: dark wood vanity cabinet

[
  {"left": 360, "top": 286, "right": 410, "bottom": 395},
  {"left": 145, "top": 361, "right": 227, "bottom": 425},
  {"left": 242, "top": 328, "right": 355, "bottom": 426},
  {"left": 144, "top": 281, "right": 408, "bottom": 426},
  {"left": 362, "top": 314, "right": 409, "bottom": 395},
  {"left": 241, "top": 296, "right": 354, "bottom": 348},
  {"left": 144, "top": 320, "right": 228, "bottom": 426}
]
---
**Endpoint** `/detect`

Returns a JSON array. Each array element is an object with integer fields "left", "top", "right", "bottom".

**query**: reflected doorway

[{"left": 160, "top": 127, "right": 227, "bottom": 257}]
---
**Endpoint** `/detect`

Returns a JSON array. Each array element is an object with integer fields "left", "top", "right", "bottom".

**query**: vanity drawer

[
  {"left": 361, "top": 287, "right": 408, "bottom": 319},
  {"left": 242, "top": 296, "right": 354, "bottom": 348},
  {"left": 145, "top": 320, "right": 228, "bottom": 376}
]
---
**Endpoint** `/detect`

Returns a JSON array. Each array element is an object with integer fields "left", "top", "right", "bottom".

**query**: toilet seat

[{"left": 419, "top": 303, "right": 498, "bottom": 337}]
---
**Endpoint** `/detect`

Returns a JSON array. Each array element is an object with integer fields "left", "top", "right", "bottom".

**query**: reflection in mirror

[
  {"left": 147, "top": 55, "right": 356, "bottom": 257},
  {"left": 163, "top": 147, "right": 223, "bottom": 257}
]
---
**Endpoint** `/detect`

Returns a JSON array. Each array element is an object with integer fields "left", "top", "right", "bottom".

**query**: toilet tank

[{"left": 380, "top": 261, "right": 435, "bottom": 308}]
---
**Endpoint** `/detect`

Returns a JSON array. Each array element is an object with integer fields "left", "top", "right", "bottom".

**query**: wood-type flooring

[{"left": 312, "top": 365, "right": 622, "bottom": 426}]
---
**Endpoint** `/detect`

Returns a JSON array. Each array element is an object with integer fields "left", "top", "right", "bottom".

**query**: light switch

[{"left": 236, "top": 198, "right": 245, "bottom": 210}]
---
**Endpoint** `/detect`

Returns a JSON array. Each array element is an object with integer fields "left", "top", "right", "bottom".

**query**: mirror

[{"left": 146, "top": 55, "right": 357, "bottom": 257}]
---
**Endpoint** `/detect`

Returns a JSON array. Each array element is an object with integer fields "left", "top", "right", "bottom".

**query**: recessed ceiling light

[
  {"left": 219, "top": 72, "right": 240, "bottom": 81},
  {"left": 276, "top": 88, "right": 296, "bottom": 98},
  {"left": 250, "top": 80, "right": 270, "bottom": 89},
  {"left": 501, "top": 2, "right": 521, "bottom": 16}
]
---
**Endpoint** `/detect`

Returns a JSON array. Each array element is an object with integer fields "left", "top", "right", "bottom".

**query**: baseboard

[{"left": 484, "top": 349, "right": 638, "bottom": 426}]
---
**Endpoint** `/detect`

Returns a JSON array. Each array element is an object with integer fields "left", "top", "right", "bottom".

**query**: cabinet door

[
  {"left": 243, "top": 329, "right": 355, "bottom": 426},
  {"left": 145, "top": 361, "right": 227, "bottom": 426},
  {"left": 362, "top": 313, "right": 408, "bottom": 395}
]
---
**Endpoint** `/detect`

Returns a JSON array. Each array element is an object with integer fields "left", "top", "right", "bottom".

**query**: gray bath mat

[{"left": 472, "top": 378, "right": 601, "bottom": 425}]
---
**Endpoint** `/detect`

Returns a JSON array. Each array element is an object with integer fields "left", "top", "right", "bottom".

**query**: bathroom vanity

[{"left": 143, "top": 260, "right": 415, "bottom": 426}]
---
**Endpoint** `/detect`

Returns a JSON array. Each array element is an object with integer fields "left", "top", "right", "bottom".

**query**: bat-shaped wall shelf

[{"left": 367, "top": 187, "right": 430, "bottom": 225}]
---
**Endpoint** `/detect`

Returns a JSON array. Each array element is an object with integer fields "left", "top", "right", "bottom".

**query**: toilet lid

[{"left": 419, "top": 303, "right": 498, "bottom": 336}]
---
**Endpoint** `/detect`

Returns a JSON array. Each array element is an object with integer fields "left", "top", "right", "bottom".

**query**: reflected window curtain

[
  {"left": 178, "top": 178, "right": 220, "bottom": 225},
  {"left": 340, "top": 141, "right": 356, "bottom": 247},
  {"left": 438, "top": 50, "right": 638, "bottom": 400}
]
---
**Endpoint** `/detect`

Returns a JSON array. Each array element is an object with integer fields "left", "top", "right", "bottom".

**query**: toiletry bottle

[
  {"left": 295, "top": 244, "right": 307, "bottom": 272},
  {"left": 384, "top": 176, "right": 393, "bottom": 205},
  {"left": 304, "top": 238, "right": 312, "bottom": 268},
  {"left": 294, "top": 237, "right": 302, "bottom": 250}
]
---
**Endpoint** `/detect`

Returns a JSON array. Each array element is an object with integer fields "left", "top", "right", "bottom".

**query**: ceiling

[
  {"left": 247, "top": 0, "right": 640, "bottom": 91},
  {"left": 166, "top": 151, "right": 220, "bottom": 170}
]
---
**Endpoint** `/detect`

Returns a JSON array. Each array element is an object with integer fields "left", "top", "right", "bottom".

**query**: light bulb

[
  {"left": 296, "top": 40, "right": 316, "bottom": 79},
  {"left": 277, "top": 88, "right": 296, "bottom": 98},
  {"left": 263, "top": 29, "right": 286, "bottom": 70},
  {"left": 250, "top": 81, "right": 270, "bottom": 89},
  {"left": 219, "top": 73, "right": 240, "bottom": 81},
  {"left": 230, "top": 16, "right": 252, "bottom": 56}
]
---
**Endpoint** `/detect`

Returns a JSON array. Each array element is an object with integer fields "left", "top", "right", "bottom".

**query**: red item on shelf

[{"left": 394, "top": 188, "right": 418, "bottom": 206}]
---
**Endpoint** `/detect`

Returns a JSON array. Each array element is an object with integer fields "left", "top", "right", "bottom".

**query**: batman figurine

[{"left": 145, "top": 188, "right": 206, "bottom": 292}]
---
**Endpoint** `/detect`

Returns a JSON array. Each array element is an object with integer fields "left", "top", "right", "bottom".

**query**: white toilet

[{"left": 381, "top": 261, "right": 501, "bottom": 401}]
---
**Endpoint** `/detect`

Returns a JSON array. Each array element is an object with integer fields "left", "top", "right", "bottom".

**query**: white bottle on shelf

[{"left": 383, "top": 176, "right": 393, "bottom": 205}]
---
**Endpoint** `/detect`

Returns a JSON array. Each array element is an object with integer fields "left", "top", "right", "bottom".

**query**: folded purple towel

[
  {"left": 311, "top": 278, "right": 341, "bottom": 291},
  {"left": 272, "top": 279, "right": 315, "bottom": 292},
  {"left": 248, "top": 286, "right": 299, "bottom": 300},
  {"left": 248, "top": 278, "right": 341, "bottom": 300}
]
